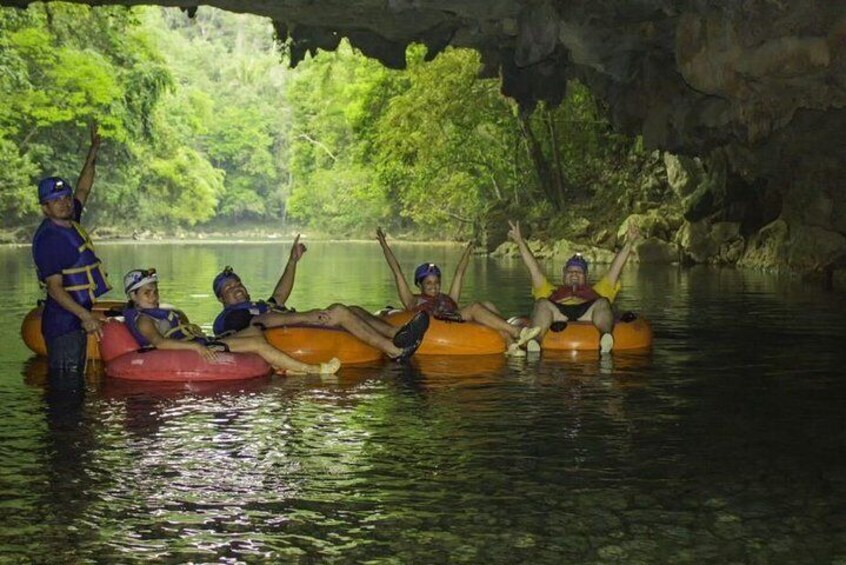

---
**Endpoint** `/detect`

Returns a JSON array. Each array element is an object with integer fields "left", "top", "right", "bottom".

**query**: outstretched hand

[
  {"left": 626, "top": 221, "right": 641, "bottom": 243},
  {"left": 507, "top": 220, "right": 523, "bottom": 242},
  {"left": 289, "top": 233, "right": 307, "bottom": 262}
]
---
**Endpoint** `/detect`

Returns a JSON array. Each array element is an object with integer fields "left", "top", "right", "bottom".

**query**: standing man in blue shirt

[{"left": 31, "top": 125, "right": 110, "bottom": 377}]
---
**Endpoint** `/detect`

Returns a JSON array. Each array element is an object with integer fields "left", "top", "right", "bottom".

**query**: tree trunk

[
  {"left": 544, "top": 110, "right": 567, "bottom": 207},
  {"left": 517, "top": 110, "right": 560, "bottom": 211}
]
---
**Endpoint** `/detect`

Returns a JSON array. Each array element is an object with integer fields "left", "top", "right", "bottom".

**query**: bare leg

[
  {"left": 530, "top": 298, "right": 567, "bottom": 341},
  {"left": 324, "top": 304, "right": 403, "bottom": 357},
  {"left": 581, "top": 298, "right": 614, "bottom": 335},
  {"left": 346, "top": 304, "right": 398, "bottom": 339},
  {"left": 252, "top": 310, "right": 320, "bottom": 328},
  {"left": 481, "top": 300, "right": 502, "bottom": 315},
  {"left": 459, "top": 302, "right": 521, "bottom": 344},
  {"left": 221, "top": 334, "right": 339, "bottom": 374}
]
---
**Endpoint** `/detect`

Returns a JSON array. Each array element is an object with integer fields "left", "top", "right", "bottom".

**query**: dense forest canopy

[{"left": 1, "top": 3, "right": 655, "bottom": 241}]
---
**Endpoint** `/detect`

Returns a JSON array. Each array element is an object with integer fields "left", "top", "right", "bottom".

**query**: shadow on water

[{"left": 14, "top": 357, "right": 100, "bottom": 557}]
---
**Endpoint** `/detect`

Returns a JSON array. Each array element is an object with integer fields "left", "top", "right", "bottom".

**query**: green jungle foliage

[{"left": 1, "top": 4, "right": 653, "bottom": 241}]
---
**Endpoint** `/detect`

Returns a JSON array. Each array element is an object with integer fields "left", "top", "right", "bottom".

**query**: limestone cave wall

[{"left": 4, "top": 0, "right": 845, "bottom": 275}]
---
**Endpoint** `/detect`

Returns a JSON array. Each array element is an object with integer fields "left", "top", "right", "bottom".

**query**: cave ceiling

[{"left": 4, "top": 0, "right": 846, "bottom": 180}]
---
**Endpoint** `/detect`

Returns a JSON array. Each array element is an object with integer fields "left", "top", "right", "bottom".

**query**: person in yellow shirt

[{"left": 507, "top": 220, "right": 640, "bottom": 353}]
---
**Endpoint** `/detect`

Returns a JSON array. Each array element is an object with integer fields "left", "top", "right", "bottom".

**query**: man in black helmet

[{"left": 211, "top": 235, "right": 429, "bottom": 362}]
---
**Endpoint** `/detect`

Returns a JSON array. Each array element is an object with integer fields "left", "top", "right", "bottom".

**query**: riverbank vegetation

[{"left": 1, "top": 4, "right": 665, "bottom": 246}]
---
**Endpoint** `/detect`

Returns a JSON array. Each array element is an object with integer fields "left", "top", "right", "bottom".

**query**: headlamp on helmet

[
  {"left": 124, "top": 268, "right": 158, "bottom": 295},
  {"left": 37, "top": 176, "right": 73, "bottom": 204}
]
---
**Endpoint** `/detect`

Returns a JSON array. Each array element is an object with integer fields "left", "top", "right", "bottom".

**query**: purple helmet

[
  {"left": 564, "top": 254, "right": 588, "bottom": 274},
  {"left": 414, "top": 263, "right": 441, "bottom": 286}
]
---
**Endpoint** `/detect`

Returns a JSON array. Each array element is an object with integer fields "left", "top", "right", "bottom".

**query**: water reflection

[
  {"left": 3, "top": 243, "right": 846, "bottom": 562},
  {"left": 13, "top": 358, "right": 100, "bottom": 557}
]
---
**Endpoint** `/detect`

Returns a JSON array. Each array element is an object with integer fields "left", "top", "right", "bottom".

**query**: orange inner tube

[
  {"left": 21, "top": 300, "right": 127, "bottom": 360},
  {"left": 383, "top": 310, "right": 506, "bottom": 355},
  {"left": 20, "top": 300, "right": 190, "bottom": 361},
  {"left": 508, "top": 316, "right": 652, "bottom": 351},
  {"left": 537, "top": 317, "right": 653, "bottom": 351},
  {"left": 263, "top": 325, "right": 383, "bottom": 365}
]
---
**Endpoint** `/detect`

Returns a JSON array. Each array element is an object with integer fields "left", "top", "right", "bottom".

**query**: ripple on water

[{"left": 2, "top": 249, "right": 846, "bottom": 562}]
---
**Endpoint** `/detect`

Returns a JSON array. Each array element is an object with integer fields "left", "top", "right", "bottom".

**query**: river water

[{"left": 1, "top": 240, "right": 844, "bottom": 563}]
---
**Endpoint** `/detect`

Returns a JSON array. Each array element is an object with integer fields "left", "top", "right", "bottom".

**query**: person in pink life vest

[
  {"left": 376, "top": 228, "right": 541, "bottom": 357},
  {"left": 507, "top": 220, "right": 641, "bottom": 354}
]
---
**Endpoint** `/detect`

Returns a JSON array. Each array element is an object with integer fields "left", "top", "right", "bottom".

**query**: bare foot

[
  {"left": 516, "top": 326, "right": 541, "bottom": 347},
  {"left": 319, "top": 358, "right": 341, "bottom": 374}
]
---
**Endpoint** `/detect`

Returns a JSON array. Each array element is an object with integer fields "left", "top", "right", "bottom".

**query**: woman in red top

[{"left": 376, "top": 228, "right": 539, "bottom": 356}]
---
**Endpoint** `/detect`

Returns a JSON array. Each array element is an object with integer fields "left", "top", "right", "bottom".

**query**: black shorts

[
  {"left": 553, "top": 300, "right": 596, "bottom": 321},
  {"left": 433, "top": 310, "right": 463, "bottom": 323}
]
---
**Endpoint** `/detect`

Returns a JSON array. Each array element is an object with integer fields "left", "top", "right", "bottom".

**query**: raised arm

[
  {"left": 605, "top": 221, "right": 641, "bottom": 286},
  {"left": 74, "top": 123, "right": 101, "bottom": 208},
  {"left": 447, "top": 241, "right": 473, "bottom": 303},
  {"left": 376, "top": 227, "right": 415, "bottom": 309},
  {"left": 507, "top": 220, "right": 547, "bottom": 289},
  {"left": 271, "top": 234, "right": 306, "bottom": 305}
]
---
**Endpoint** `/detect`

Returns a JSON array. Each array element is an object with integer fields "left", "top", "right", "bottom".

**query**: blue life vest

[
  {"left": 33, "top": 220, "right": 110, "bottom": 308},
  {"left": 123, "top": 307, "right": 205, "bottom": 348},
  {"left": 213, "top": 300, "right": 286, "bottom": 336}
]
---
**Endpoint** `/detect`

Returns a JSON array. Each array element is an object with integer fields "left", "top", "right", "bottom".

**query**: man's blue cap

[
  {"left": 213, "top": 266, "right": 240, "bottom": 297},
  {"left": 38, "top": 177, "right": 72, "bottom": 204}
]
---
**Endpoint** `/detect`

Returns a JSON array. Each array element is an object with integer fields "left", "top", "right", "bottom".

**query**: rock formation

[{"left": 4, "top": 0, "right": 845, "bottom": 277}]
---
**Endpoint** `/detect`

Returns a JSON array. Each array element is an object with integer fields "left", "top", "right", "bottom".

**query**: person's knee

[
  {"left": 256, "top": 311, "right": 284, "bottom": 326},
  {"left": 461, "top": 303, "right": 483, "bottom": 318},
  {"left": 327, "top": 304, "right": 351, "bottom": 323},
  {"left": 348, "top": 304, "right": 367, "bottom": 316},
  {"left": 533, "top": 298, "right": 554, "bottom": 313},
  {"left": 590, "top": 298, "right": 613, "bottom": 324}
]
